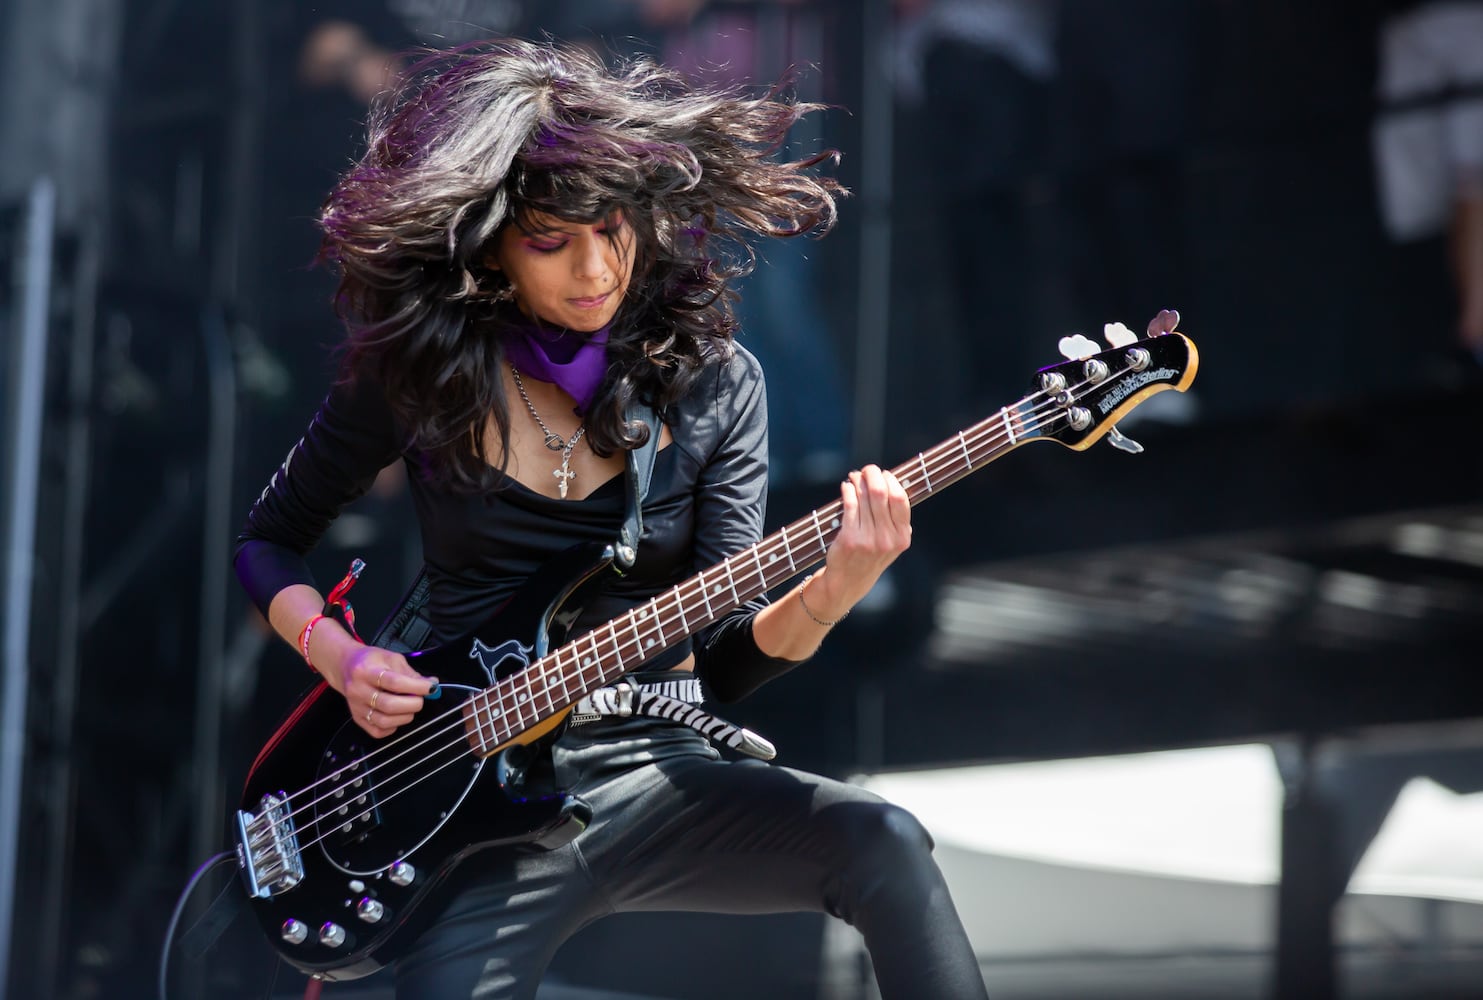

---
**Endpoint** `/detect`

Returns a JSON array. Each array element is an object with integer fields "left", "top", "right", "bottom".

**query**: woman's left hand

[{"left": 807, "top": 465, "right": 912, "bottom": 619}]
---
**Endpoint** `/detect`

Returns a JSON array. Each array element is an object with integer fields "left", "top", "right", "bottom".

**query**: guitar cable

[{"left": 157, "top": 849, "right": 235, "bottom": 1000}]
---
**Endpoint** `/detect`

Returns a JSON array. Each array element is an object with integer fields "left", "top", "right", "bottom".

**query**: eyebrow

[
  {"left": 515, "top": 218, "right": 572, "bottom": 240},
  {"left": 514, "top": 210, "right": 625, "bottom": 240}
]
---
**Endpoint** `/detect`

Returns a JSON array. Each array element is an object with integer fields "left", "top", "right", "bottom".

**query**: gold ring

[
  {"left": 366, "top": 709, "right": 375, "bottom": 724},
  {"left": 370, "top": 690, "right": 380, "bottom": 712},
  {"left": 377, "top": 668, "right": 388, "bottom": 689}
]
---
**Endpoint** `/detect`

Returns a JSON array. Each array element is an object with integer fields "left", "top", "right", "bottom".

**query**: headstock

[{"left": 1019, "top": 324, "right": 1199, "bottom": 452}]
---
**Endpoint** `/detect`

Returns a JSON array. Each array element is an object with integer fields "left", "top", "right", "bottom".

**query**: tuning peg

[
  {"left": 1105, "top": 426, "right": 1144, "bottom": 454},
  {"left": 1103, "top": 322, "right": 1138, "bottom": 348},
  {"left": 1146, "top": 308, "right": 1180, "bottom": 338},
  {"left": 1057, "top": 333, "right": 1099, "bottom": 360}
]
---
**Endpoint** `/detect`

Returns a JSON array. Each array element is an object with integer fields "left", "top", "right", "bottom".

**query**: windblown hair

[{"left": 320, "top": 38, "right": 843, "bottom": 492}]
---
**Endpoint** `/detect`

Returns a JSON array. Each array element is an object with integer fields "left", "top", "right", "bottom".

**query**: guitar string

[
  {"left": 460, "top": 378, "right": 1075, "bottom": 733},
  {"left": 250, "top": 372, "right": 1113, "bottom": 856},
  {"left": 251, "top": 361, "right": 1144, "bottom": 858},
  {"left": 252, "top": 377, "right": 1101, "bottom": 856}
]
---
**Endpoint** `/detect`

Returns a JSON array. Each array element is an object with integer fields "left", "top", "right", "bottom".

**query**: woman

[{"left": 236, "top": 38, "right": 989, "bottom": 999}]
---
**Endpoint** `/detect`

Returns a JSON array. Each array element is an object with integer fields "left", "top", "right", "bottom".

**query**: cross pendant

[{"left": 554, "top": 463, "right": 575, "bottom": 499}]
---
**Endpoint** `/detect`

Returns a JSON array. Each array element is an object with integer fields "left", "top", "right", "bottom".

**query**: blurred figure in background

[
  {"left": 299, "top": 18, "right": 406, "bottom": 105},
  {"left": 1372, "top": 0, "right": 1483, "bottom": 365}
]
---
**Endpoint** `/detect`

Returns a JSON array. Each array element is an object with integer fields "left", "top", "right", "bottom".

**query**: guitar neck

[{"left": 466, "top": 398, "right": 1035, "bottom": 750}]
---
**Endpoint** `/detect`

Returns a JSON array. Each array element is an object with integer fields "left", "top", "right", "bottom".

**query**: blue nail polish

[{"left": 426, "top": 684, "right": 442, "bottom": 700}]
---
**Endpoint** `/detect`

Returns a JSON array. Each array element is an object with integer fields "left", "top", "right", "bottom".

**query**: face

[{"left": 488, "top": 211, "right": 636, "bottom": 332}]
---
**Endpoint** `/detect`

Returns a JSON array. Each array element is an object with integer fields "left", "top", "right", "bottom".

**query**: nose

[{"left": 572, "top": 231, "right": 611, "bottom": 283}]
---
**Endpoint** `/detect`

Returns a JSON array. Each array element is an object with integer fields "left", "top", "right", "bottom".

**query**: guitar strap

[
  {"left": 369, "top": 401, "right": 660, "bottom": 653},
  {"left": 615, "top": 400, "right": 661, "bottom": 574}
]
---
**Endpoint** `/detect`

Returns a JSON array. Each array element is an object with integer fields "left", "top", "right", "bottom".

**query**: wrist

[
  {"left": 798, "top": 572, "right": 850, "bottom": 628},
  {"left": 297, "top": 614, "right": 329, "bottom": 671},
  {"left": 302, "top": 614, "right": 357, "bottom": 683}
]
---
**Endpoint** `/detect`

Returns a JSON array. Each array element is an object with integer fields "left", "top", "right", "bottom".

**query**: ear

[{"left": 483, "top": 250, "right": 502, "bottom": 272}]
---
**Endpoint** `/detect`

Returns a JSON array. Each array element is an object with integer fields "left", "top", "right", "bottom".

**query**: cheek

[
  {"left": 614, "top": 247, "right": 638, "bottom": 286},
  {"left": 508, "top": 257, "right": 553, "bottom": 294}
]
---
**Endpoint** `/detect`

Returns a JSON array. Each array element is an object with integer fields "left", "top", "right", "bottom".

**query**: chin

[{"left": 567, "top": 306, "right": 621, "bottom": 332}]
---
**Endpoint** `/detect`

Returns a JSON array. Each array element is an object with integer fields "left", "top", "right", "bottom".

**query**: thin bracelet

[
  {"left": 798, "top": 573, "right": 848, "bottom": 627},
  {"left": 297, "top": 613, "right": 329, "bottom": 672}
]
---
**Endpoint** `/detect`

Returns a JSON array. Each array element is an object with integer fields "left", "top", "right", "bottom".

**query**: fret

[
  {"left": 656, "top": 601, "right": 678, "bottom": 648},
  {"left": 810, "top": 509, "right": 828, "bottom": 560},
  {"left": 530, "top": 672, "right": 552, "bottom": 716},
  {"left": 468, "top": 695, "right": 488, "bottom": 755},
  {"left": 642, "top": 605, "right": 662, "bottom": 657},
  {"left": 759, "top": 543, "right": 778, "bottom": 581},
  {"left": 488, "top": 682, "right": 508, "bottom": 727},
  {"left": 555, "top": 649, "right": 574, "bottom": 697},
  {"left": 539, "top": 666, "right": 558, "bottom": 713},
  {"left": 481, "top": 691, "right": 500, "bottom": 747},
  {"left": 628, "top": 608, "right": 648, "bottom": 661},
  {"left": 492, "top": 701, "right": 509, "bottom": 747},
  {"left": 512, "top": 678, "right": 531, "bottom": 728},
  {"left": 672, "top": 590, "right": 689, "bottom": 635},
  {"left": 478, "top": 693, "right": 500, "bottom": 752},
  {"left": 605, "top": 619, "right": 625, "bottom": 671},
  {"left": 722, "top": 557, "right": 740, "bottom": 604},
  {"left": 780, "top": 525, "right": 797, "bottom": 573},
  {"left": 751, "top": 545, "right": 768, "bottom": 595},
  {"left": 1000, "top": 406, "right": 1017, "bottom": 446},
  {"left": 706, "top": 571, "right": 729, "bottom": 614},
  {"left": 695, "top": 571, "right": 714, "bottom": 621},
  {"left": 917, "top": 452, "right": 932, "bottom": 493},
  {"left": 578, "top": 633, "right": 601, "bottom": 686},
  {"left": 958, "top": 430, "right": 973, "bottom": 469}
]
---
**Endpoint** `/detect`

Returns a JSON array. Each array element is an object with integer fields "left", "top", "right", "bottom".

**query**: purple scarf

[{"left": 502, "top": 321, "right": 611, "bottom": 415}]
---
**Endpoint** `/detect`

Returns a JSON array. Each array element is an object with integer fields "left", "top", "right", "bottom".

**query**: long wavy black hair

[{"left": 319, "top": 38, "right": 843, "bottom": 492}]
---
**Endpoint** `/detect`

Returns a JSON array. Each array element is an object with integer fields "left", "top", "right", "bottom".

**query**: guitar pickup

[{"left": 323, "top": 750, "right": 383, "bottom": 847}]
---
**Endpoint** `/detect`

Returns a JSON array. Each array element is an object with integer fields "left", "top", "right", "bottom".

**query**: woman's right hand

[{"left": 335, "top": 643, "right": 439, "bottom": 738}]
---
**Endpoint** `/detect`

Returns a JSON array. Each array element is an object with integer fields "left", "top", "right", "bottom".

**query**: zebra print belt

[{"left": 569, "top": 676, "right": 776, "bottom": 761}]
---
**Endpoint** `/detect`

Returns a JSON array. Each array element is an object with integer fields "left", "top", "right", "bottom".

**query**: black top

[{"left": 235, "top": 345, "right": 791, "bottom": 697}]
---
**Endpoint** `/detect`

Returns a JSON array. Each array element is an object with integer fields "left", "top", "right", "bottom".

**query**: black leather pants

[{"left": 395, "top": 717, "right": 989, "bottom": 1000}]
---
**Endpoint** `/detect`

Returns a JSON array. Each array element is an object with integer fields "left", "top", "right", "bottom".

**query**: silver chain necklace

[{"left": 511, "top": 366, "right": 587, "bottom": 499}]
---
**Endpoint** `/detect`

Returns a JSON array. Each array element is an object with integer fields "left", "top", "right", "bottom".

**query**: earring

[{"left": 493, "top": 281, "right": 516, "bottom": 304}]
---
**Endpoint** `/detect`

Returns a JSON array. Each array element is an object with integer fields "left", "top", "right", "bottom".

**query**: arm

[
  {"left": 690, "top": 349, "right": 911, "bottom": 700},
  {"left": 235, "top": 374, "right": 436, "bottom": 734},
  {"left": 751, "top": 464, "right": 910, "bottom": 661}
]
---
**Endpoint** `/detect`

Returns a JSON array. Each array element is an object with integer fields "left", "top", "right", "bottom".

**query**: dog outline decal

[{"left": 468, "top": 637, "right": 532, "bottom": 680}]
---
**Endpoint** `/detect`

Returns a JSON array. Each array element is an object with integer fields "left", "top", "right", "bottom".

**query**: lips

[{"left": 569, "top": 292, "right": 611, "bottom": 309}]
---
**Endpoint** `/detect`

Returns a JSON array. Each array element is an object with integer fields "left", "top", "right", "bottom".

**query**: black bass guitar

[{"left": 235, "top": 327, "right": 1198, "bottom": 980}]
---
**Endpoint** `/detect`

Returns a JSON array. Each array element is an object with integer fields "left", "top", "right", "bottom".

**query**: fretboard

[{"left": 465, "top": 396, "right": 1037, "bottom": 752}]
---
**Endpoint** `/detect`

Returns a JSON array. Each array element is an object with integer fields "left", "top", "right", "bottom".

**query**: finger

[
  {"left": 362, "top": 695, "right": 424, "bottom": 735},
  {"left": 379, "top": 659, "right": 439, "bottom": 695},
  {"left": 840, "top": 472, "right": 861, "bottom": 526},
  {"left": 363, "top": 710, "right": 394, "bottom": 737},
  {"left": 373, "top": 690, "right": 432, "bottom": 720},
  {"left": 884, "top": 470, "right": 911, "bottom": 529},
  {"left": 858, "top": 465, "right": 890, "bottom": 525}
]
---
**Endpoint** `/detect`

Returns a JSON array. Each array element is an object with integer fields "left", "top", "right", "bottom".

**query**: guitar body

[{"left": 237, "top": 543, "right": 613, "bottom": 980}]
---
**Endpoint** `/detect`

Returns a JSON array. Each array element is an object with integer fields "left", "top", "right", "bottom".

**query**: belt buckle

[{"left": 614, "top": 681, "right": 636, "bottom": 717}]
